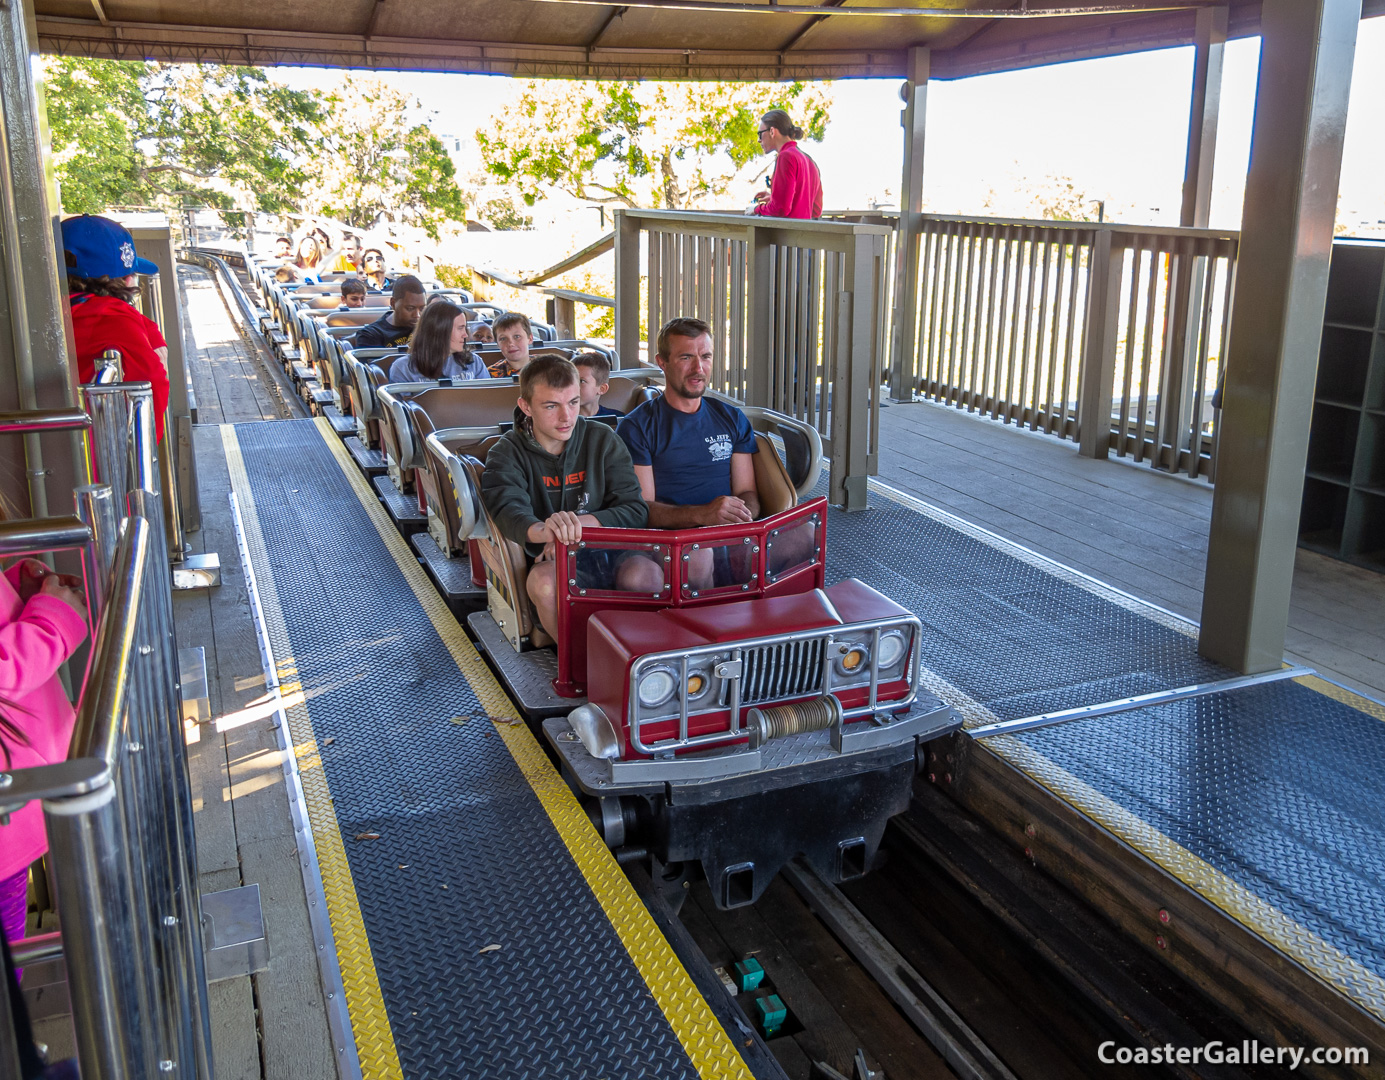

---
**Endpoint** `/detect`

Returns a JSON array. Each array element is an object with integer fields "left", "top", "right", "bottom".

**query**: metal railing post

[
  {"left": 126, "top": 387, "right": 159, "bottom": 500},
  {"left": 23, "top": 498, "right": 215, "bottom": 1080},
  {"left": 45, "top": 779, "right": 157, "bottom": 1078},
  {"left": 160, "top": 410, "right": 187, "bottom": 563},
  {"left": 80, "top": 384, "right": 133, "bottom": 497},
  {"left": 43, "top": 514, "right": 160, "bottom": 1080},
  {"left": 1077, "top": 229, "right": 1122, "bottom": 459},
  {"left": 75, "top": 482, "right": 118, "bottom": 620},
  {"left": 94, "top": 349, "right": 123, "bottom": 384}
]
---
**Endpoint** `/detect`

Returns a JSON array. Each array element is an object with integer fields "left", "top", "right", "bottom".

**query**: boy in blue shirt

[
  {"left": 618, "top": 317, "right": 761, "bottom": 590},
  {"left": 574, "top": 351, "right": 625, "bottom": 418}
]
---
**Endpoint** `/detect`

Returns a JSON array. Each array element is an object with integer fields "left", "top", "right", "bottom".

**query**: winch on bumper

[{"left": 542, "top": 578, "right": 959, "bottom": 908}]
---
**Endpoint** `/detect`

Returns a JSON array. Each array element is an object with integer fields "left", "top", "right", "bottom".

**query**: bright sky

[{"left": 271, "top": 16, "right": 1385, "bottom": 235}]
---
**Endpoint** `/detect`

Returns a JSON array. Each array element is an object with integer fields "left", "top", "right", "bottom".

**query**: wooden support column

[
  {"left": 1181, "top": 5, "right": 1228, "bottom": 230},
  {"left": 1199, "top": 0, "right": 1362, "bottom": 672},
  {"left": 888, "top": 46, "right": 928, "bottom": 402},
  {"left": 613, "top": 209, "right": 641, "bottom": 368},
  {"left": 0, "top": 0, "right": 85, "bottom": 519},
  {"left": 1157, "top": 5, "right": 1228, "bottom": 472}
]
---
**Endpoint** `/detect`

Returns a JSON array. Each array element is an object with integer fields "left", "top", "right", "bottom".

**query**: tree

[
  {"left": 41, "top": 62, "right": 466, "bottom": 239},
  {"left": 309, "top": 75, "right": 466, "bottom": 240},
  {"left": 982, "top": 171, "right": 1104, "bottom": 223},
  {"left": 476, "top": 80, "right": 832, "bottom": 211},
  {"left": 477, "top": 197, "right": 534, "bottom": 231},
  {"left": 41, "top": 59, "right": 146, "bottom": 213},
  {"left": 42, "top": 58, "right": 325, "bottom": 215}
]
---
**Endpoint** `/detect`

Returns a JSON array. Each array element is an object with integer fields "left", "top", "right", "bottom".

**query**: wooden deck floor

[
  {"left": 163, "top": 262, "right": 1381, "bottom": 1079},
  {"left": 874, "top": 398, "right": 1385, "bottom": 701},
  {"left": 174, "top": 265, "right": 338, "bottom": 1080}
]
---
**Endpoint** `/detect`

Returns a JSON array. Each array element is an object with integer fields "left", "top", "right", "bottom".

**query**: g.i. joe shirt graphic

[{"left": 706, "top": 433, "right": 733, "bottom": 463}]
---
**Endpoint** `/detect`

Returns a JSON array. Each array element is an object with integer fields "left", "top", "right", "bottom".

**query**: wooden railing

[
  {"left": 614, "top": 209, "right": 892, "bottom": 510},
  {"left": 893, "top": 214, "right": 1239, "bottom": 480}
]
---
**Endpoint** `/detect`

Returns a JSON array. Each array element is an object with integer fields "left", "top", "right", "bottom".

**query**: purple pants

[{"left": 0, "top": 867, "right": 28, "bottom": 981}]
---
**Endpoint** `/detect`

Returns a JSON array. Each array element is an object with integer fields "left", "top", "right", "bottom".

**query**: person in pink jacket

[{"left": 0, "top": 544, "right": 89, "bottom": 950}]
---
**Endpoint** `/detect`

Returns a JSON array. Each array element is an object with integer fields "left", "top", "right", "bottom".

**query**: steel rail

[
  {"left": 781, "top": 857, "right": 1019, "bottom": 1080},
  {"left": 965, "top": 665, "right": 1313, "bottom": 740},
  {"left": 0, "top": 409, "right": 91, "bottom": 435}
]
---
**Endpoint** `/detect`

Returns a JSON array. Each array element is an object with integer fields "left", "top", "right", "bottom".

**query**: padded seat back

[
  {"left": 467, "top": 345, "right": 575, "bottom": 367},
  {"left": 377, "top": 381, "right": 444, "bottom": 485},
  {"left": 752, "top": 432, "right": 797, "bottom": 517},
  {"left": 345, "top": 350, "right": 407, "bottom": 439},
  {"left": 418, "top": 429, "right": 505, "bottom": 556},
  {"left": 301, "top": 294, "right": 391, "bottom": 311},
  {"left": 600, "top": 374, "right": 661, "bottom": 414},
  {"left": 326, "top": 310, "right": 380, "bottom": 328},
  {"left": 465, "top": 458, "right": 543, "bottom": 649},
  {"left": 406, "top": 384, "right": 520, "bottom": 438}
]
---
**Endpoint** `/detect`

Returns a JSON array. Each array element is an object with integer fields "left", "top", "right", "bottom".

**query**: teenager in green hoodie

[{"left": 482, "top": 356, "right": 659, "bottom": 640}]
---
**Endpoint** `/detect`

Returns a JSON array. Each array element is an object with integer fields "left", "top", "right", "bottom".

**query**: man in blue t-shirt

[{"left": 619, "top": 317, "right": 761, "bottom": 590}]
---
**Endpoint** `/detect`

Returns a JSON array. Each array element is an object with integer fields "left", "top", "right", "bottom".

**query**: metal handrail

[
  {"left": 0, "top": 496, "right": 212, "bottom": 1078},
  {"left": 0, "top": 409, "right": 91, "bottom": 435}
]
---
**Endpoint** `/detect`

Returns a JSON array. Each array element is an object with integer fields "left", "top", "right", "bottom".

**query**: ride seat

[
  {"left": 419, "top": 429, "right": 506, "bottom": 557},
  {"left": 384, "top": 384, "right": 517, "bottom": 493},
  {"left": 461, "top": 457, "right": 548, "bottom": 650},
  {"left": 752, "top": 432, "right": 797, "bottom": 517},
  {"left": 600, "top": 374, "right": 661, "bottom": 414},
  {"left": 325, "top": 310, "right": 380, "bottom": 328}
]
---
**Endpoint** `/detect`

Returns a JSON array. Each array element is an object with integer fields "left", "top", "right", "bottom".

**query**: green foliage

[
  {"left": 41, "top": 62, "right": 466, "bottom": 238},
  {"left": 42, "top": 58, "right": 324, "bottom": 215},
  {"left": 478, "top": 197, "right": 534, "bottom": 231},
  {"left": 42, "top": 59, "right": 146, "bottom": 214},
  {"left": 476, "top": 80, "right": 832, "bottom": 211},
  {"left": 434, "top": 263, "right": 474, "bottom": 291},
  {"left": 983, "top": 172, "right": 1102, "bottom": 223},
  {"left": 311, "top": 75, "right": 466, "bottom": 240}
]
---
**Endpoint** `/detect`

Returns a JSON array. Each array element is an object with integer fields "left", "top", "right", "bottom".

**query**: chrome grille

[{"left": 737, "top": 637, "right": 826, "bottom": 706}]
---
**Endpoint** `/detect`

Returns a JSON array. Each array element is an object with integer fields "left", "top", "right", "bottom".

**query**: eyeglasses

[{"left": 757, "top": 128, "right": 771, "bottom": 136}]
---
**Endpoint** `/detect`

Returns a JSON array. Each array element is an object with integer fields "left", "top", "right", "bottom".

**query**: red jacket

[
  {"left": 753, "top": 141, "right": 823, "bottom": 220},
  {"left": 69, "top": 293, "right": 169, "bottom": 442}
]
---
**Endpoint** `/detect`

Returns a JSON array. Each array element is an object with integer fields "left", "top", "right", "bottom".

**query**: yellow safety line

[
  {"left": 859, "top": 478, "right": 1385, "bottom": 1018},
  {"left": 309, "top": 417, "right": 753, "bottom": 1080},
  {"left": 1295, "top": 672, "right": 1385, "bottom": 724},
  {"left": 984, "top": 732, "right": 1385, "bottom": 1023},
  {"left": 221, "top": 425, "right": 405, "bottom": 1080}
]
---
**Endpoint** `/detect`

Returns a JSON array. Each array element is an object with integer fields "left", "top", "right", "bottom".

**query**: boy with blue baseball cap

[{"left": 61, "top": 214, "right": 170, "bottom": 442}]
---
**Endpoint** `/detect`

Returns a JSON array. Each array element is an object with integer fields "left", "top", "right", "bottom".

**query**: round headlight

[
  {"left": 877, "top": 630, "right": 909, "bottom": 669},
  {"left": 835, "top": 644, "right": 868, "bottom": 676},
  {"left": 637, "top": 668, "right": 677, "bottom": 708}
]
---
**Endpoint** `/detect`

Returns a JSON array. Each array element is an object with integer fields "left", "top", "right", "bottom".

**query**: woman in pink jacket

[{"left": 0, "top": 530, "right": 89, "bottom": 949}]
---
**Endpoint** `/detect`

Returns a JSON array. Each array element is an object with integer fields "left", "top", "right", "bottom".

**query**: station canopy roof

[{"left": 32, "top": 0, "right": 1385, "bottom": 82}]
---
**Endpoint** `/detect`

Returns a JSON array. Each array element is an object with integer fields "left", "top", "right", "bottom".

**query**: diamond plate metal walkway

[
  {"left": 220, "top": 414, "right": 1385, "bottom": 1069},
  {"left": 827, "top": 480, "right": 1385, "bottom": 1030},
  {"left": 222, "top": 417, "right": 752, "bottom": 1080}
]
